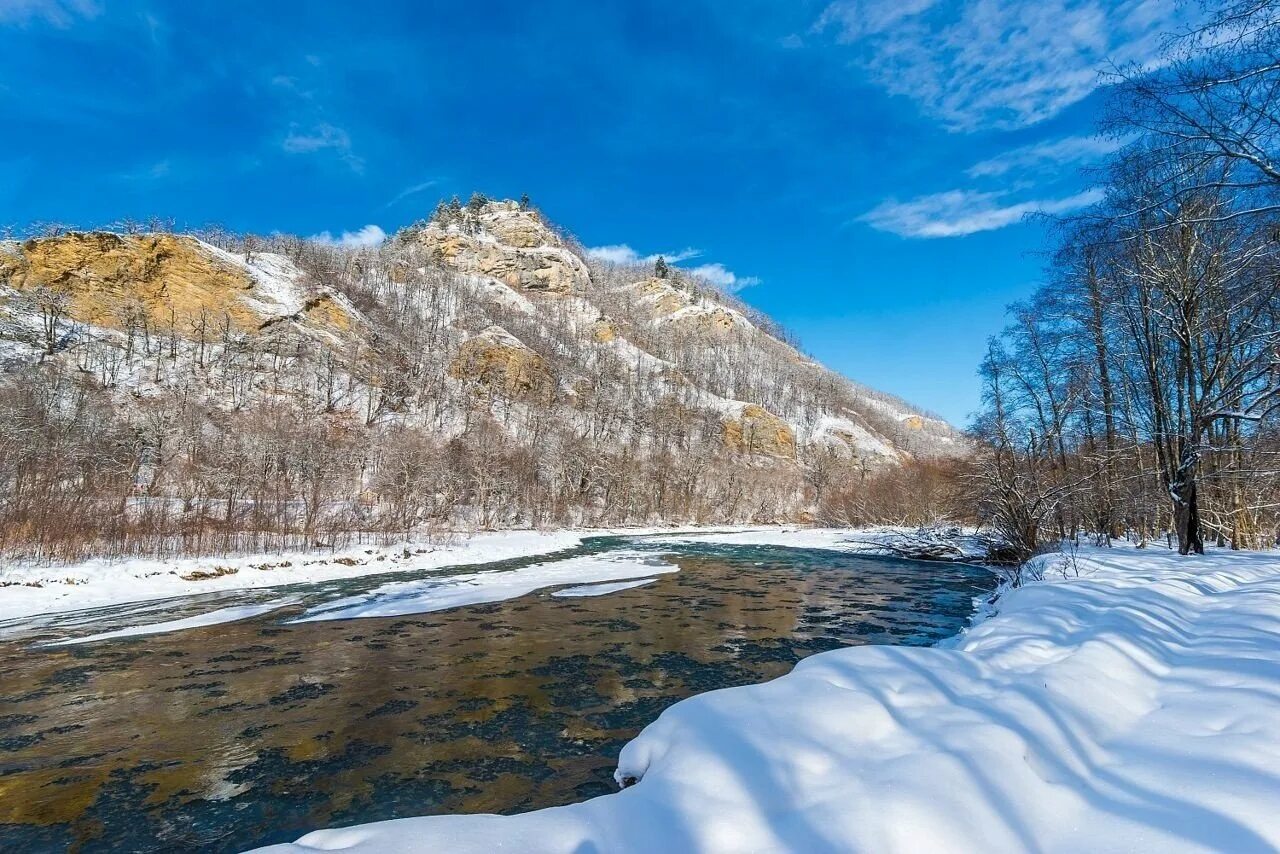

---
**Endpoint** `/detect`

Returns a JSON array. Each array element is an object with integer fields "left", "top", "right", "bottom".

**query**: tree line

[{"left": 969, "top": 0, "right": 1280, "bottom": 558}]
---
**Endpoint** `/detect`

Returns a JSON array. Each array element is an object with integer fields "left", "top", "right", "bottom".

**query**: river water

[{"left": 0, "top": 535, "right": 996, "bottom": 852}]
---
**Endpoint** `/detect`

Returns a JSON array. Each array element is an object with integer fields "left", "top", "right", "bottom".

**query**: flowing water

[{"left": 0, "top": 535, "right": 996, "bottom": 853}]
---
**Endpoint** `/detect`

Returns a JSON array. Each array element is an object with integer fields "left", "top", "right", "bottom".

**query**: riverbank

[
  {"left": 255, "top": 541, "right": 1280, "bottom": 854},
  {"left": 0, "top": 525, "right": 977, "bottom": 623}
]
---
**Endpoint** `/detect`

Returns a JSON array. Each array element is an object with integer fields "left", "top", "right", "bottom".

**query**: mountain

[{"left": 0, "top": 198, "right": 962, "bottom": 555}]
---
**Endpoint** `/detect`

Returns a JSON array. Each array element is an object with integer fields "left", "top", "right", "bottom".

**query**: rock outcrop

[
  {"left": 416, "top": 200, "right": 590, "bottom": 295},
  {"left": 635, "top": 276, "right": 742, "bottom": 334},
  {"left": 723, "top": 404, "right": 797, "bottom": 458},
  {"left": 449, "top": 325, "right": 553, "bottom": 401}
]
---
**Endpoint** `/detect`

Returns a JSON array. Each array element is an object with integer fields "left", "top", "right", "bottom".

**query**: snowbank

[
  {"left": 0, "top": 531, "right": 586, "bottom": 622},
  {"left": 253, "top": 544, "right": 1280, "bottom": 854}
]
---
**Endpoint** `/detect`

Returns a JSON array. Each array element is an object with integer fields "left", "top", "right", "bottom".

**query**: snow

[
  {"left": 198, "top": 240, "right": 308, "bottom": 317},
  {"left": 253, "top": 543, "right": 1280, "bottom": 854},
  {"left": 0, "top": 530, "right": 589, "bottom": 623},
  {"left": 38, "top": 599, "right": 297, "bottom": 646},
  {"left": 288, "top": 552, "right": 677, "bottom": 622},
  {"left": 550, "top": 577, "right": 660, "bottom": 598},
  {"left": 809, "top": 414, "right": 900, "bottom": 460}
]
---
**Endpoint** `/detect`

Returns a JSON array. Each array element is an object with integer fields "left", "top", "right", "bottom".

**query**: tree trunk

[{"left": 1171, "top": 474, "right": 1204, "bottom": 555}]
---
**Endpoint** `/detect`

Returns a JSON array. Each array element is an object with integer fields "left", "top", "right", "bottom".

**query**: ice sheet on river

[
  {"left": 39, "top": 599, "right": 298, "bottom": 646},
  {"left": 550, "top": 577, "right": 661, "bottom": 598},
  {"left": 256, "top": 544, "right": 1280, "bottom": 854},
  {"left": 288, "top": 552, "right": 678, "bottom": 622}
]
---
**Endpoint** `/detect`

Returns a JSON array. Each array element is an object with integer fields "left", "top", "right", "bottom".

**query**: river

[{"left": 0, "top": 535, "right": 995, "bottom": 852}]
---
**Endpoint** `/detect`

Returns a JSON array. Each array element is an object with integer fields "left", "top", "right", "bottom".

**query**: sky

[{"left": 0, "top": 0, "right": 1203, "bottom": 425}]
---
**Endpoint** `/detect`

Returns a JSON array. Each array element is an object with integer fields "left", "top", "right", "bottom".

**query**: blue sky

[{"left": 0, "top": 0, "right": 1198, "bottom": 424}]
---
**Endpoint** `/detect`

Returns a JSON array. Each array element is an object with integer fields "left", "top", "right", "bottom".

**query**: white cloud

[
  {"left": 585, "top": 244, "right": 701, "bottom": 266},
  {"left": 817, "top": 0, "right": 1197, "bottom": 131},
  {"left": 586, "top": 244, "right": 759, "bottom": 291},
  {"left": 967, "top": 134, "right": 1129, "bottom": 178},
  {"left": 687, "top": 263, "right": 762, "bottom": 293},
  {"left": 310, "top": 224, "right": 387, "bottom": 248},
  {"left": 282, "top": 122, "right": 363, "bottom": 172},
  {"left": 860, "top": 187, "right": 1103, "bottom": 238},
  {"left": 0, "top": 0, "right": 98, "bottom": 27}
]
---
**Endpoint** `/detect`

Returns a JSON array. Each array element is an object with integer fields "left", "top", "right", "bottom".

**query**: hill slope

[{"left": 0, "top": 199, "right": 961, "bottom": 556}]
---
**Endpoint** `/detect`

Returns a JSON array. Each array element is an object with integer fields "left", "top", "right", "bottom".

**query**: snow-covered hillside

[
  {"left": 0, "top": 200, "right": 964, "bottom": 554},
  {"left": 254, "top": 541, "right": 1280, "bottom": 854}
]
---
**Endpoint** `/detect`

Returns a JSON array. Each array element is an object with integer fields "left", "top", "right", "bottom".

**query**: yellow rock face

[
  {"left": 449, "top": 330, "right": 552, "bottom": 400},
  {"left": 688, "top": 307, "right": 737, "bottom": 334},
  {"left": 3, "top": 233, "right": 279, "bottom": 335},
  {"left": 486, "top": 212, "right": 551, "bottom": 249},
  {"left": 1, "top": 232, "right": 362, "bottom": 345},
  {"left": 723, "top": 404, "right": 796, "bottom": 458},
  {"left": 903, "top": 415, "right": 925, "bottom": 430},
  {"left": 301, "top": 293, "right": 355, "bottom": 335}
]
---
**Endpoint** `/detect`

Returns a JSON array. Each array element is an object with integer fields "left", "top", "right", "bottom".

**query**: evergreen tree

[{"left": 654, "top": 256, "right": 669, "bottom": 279}]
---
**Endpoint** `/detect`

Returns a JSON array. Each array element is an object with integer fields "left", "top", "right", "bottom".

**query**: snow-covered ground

[
  {"left": 254, "top": 541, "right": 1280, "bottom": 854},
  {"left": 0, "top": 530, "right": 587, "bottom": 622}
]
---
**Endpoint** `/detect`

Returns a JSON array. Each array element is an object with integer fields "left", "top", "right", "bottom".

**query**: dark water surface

[{"left": 0, "top": 536, "right": 995, "bottom": 852}]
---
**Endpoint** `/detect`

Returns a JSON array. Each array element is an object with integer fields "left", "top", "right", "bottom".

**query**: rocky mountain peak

[{"left": 412, "top": 198, "right": 590, "bottom": 295}]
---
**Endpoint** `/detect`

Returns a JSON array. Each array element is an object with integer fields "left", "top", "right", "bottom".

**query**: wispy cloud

[
  {"left": 586, "top": 244, "right": 702, "bottom": 266},
  {"left": 967, "top": 134, "right": 1129, "bottom": 178},
  {"left": 860, "top": 188, "right": 1103, "bottom": 238},
  {"left": 816, "top": 0, "right": 1195, "bottom": 131},
  {"left": 384, "top": 179, "right": 439, "bottom": 209},
  {"left": 0, "top": 0, "right": 99, "bottom": 27},
  {"left": 282, "top": 122, "right": 349, "bottom": 153},
  {"left": 310, "top": 224, "right": 387, "bottom": 248},
  {"left": 115, "top": 159, "right": 172, "bottom": 183},
  {"left": 282, "top": 121, "right": 363, "bottom": 173},
  {"left": 816, "top": 0, "right": 936, "bottom": 41}
]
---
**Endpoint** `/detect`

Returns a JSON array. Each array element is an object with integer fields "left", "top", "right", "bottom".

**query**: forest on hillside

[{"left": 0, "top": 201, "right": 957, "bottom": 561}]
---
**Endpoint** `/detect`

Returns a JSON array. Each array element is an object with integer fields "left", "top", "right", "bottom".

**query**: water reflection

[{"left": 0, "top": 541, "right": 994, "bottom": 853}]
